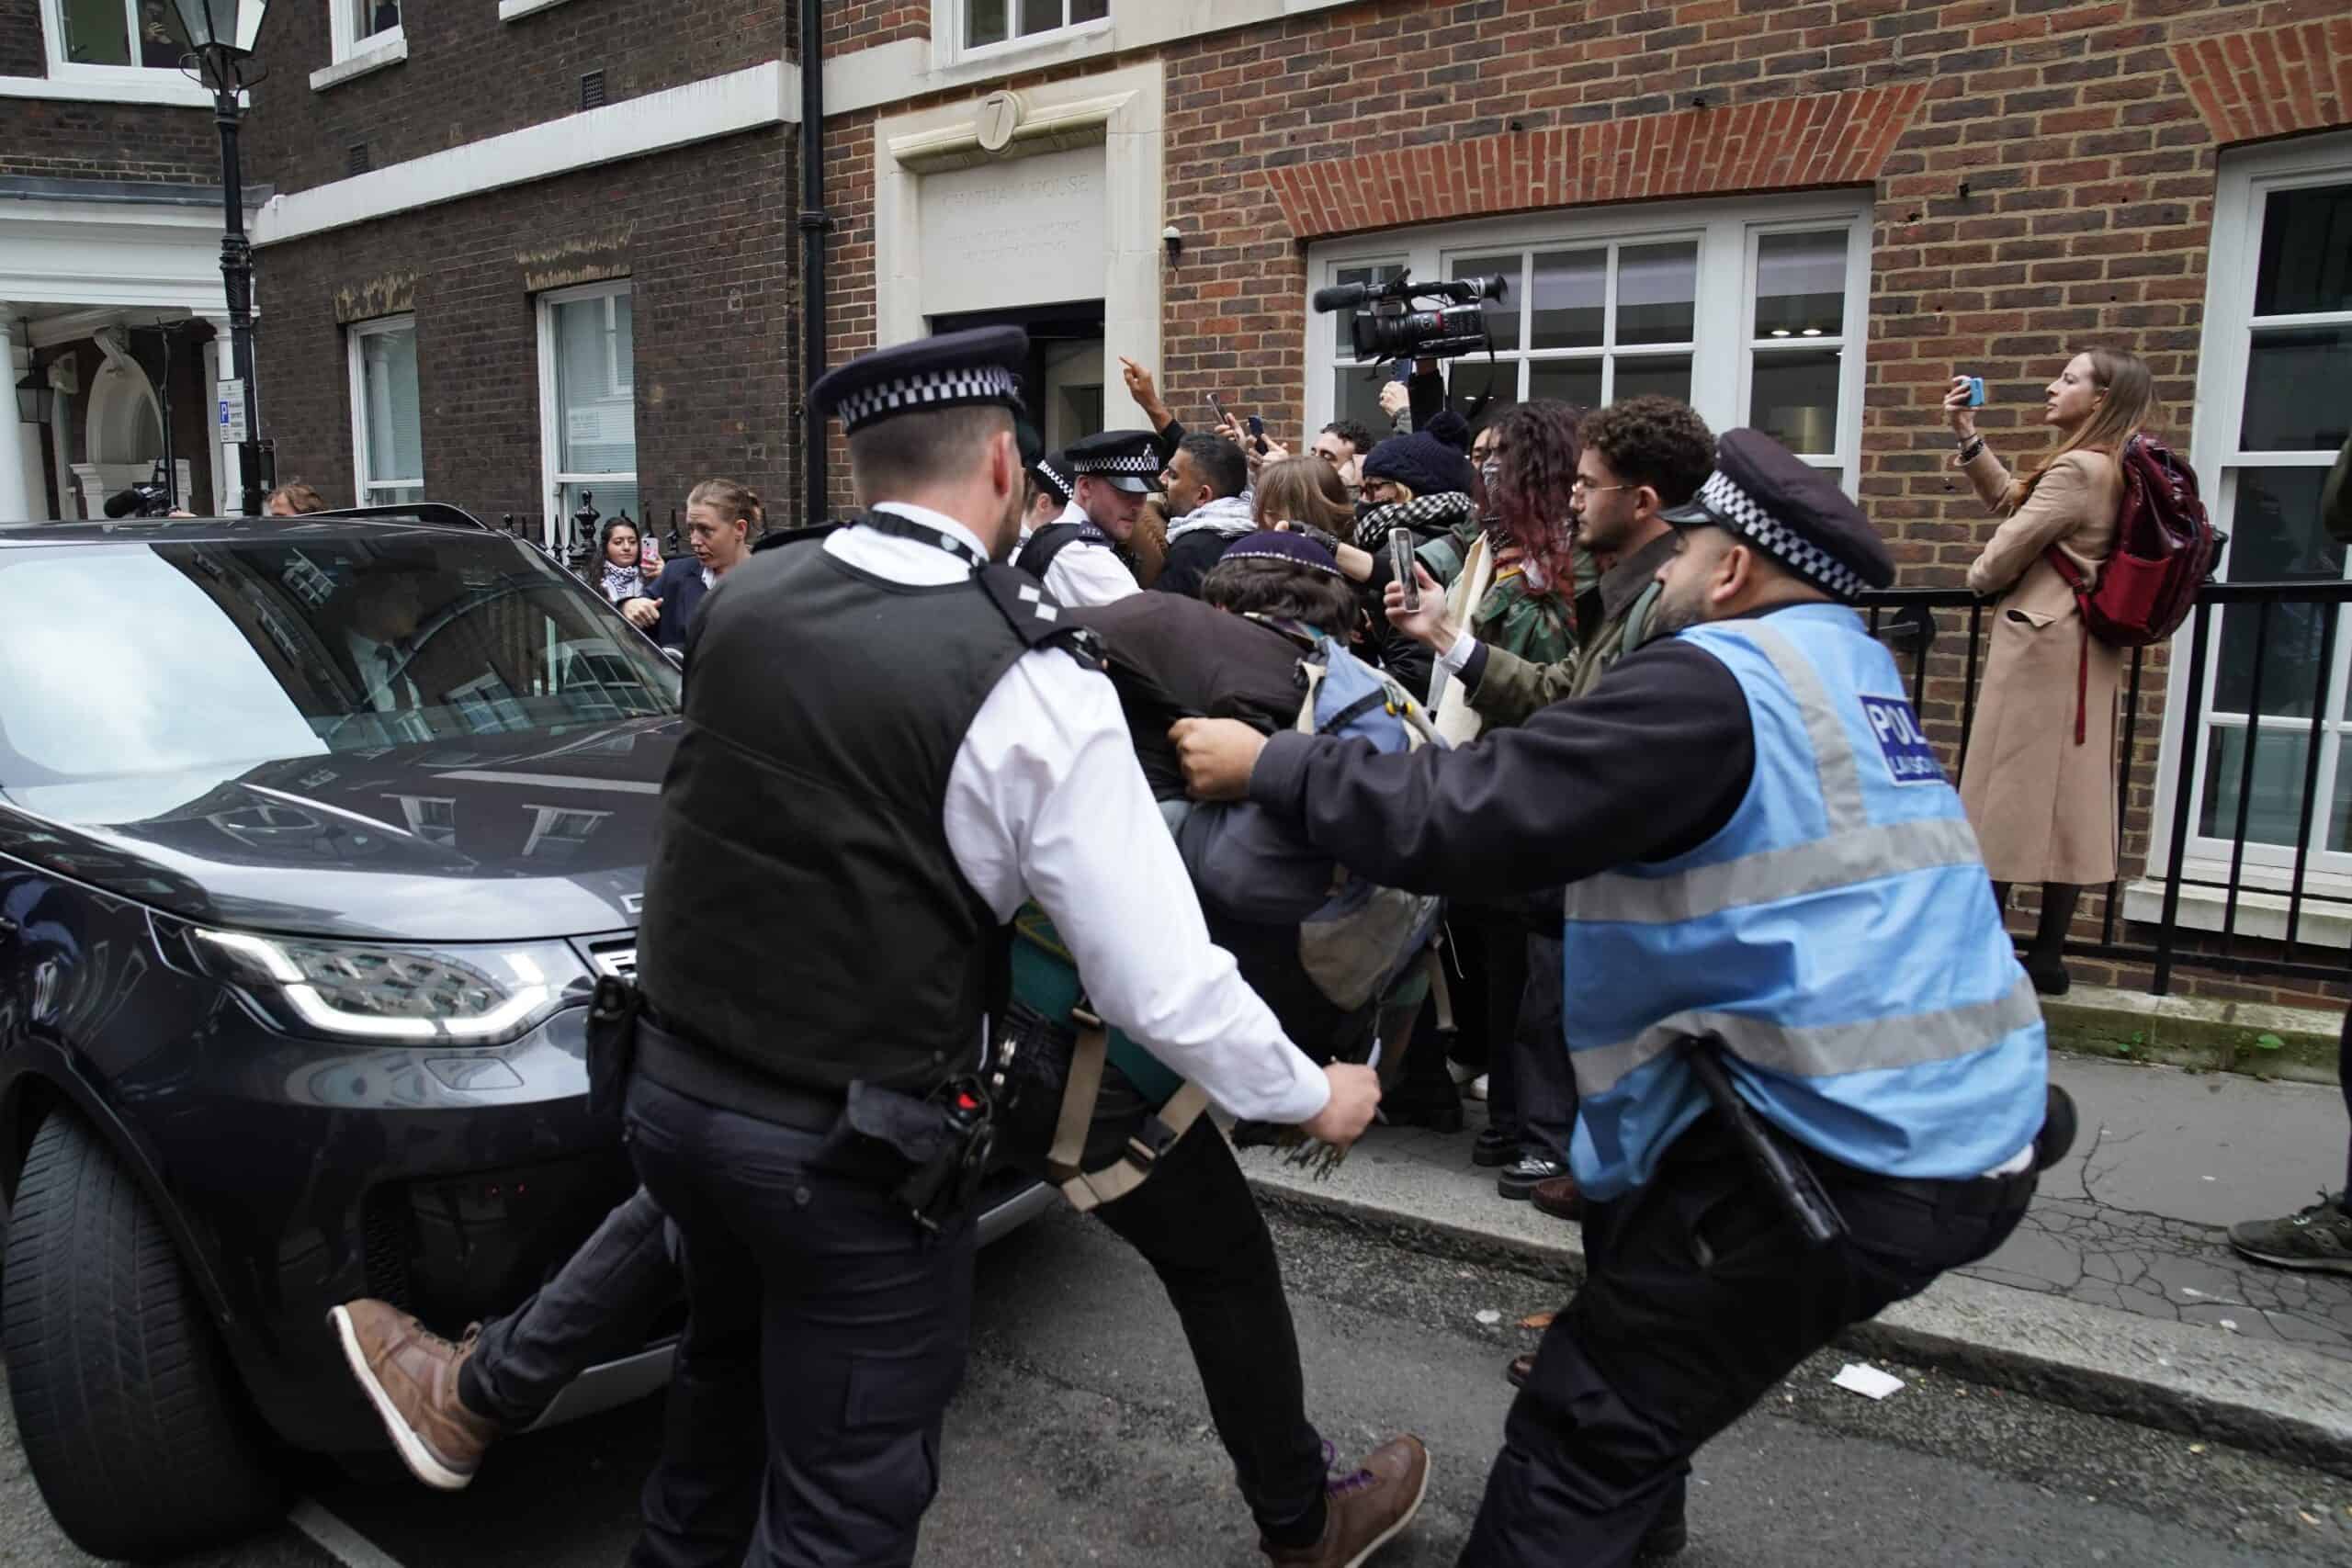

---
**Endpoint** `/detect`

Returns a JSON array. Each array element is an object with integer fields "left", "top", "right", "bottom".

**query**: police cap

[
  {"left": 1657, "top": 428, "right": 1894, "bottom": 602},
  {"left": 1066, "top": 429, "right": 1161, "bottom": 494},
  {"left": 1027, "top": 449, "right": 1075, "bottom": 506},
  {"left": 808, "top": 325, "right": 1030, "bottom": 438}
]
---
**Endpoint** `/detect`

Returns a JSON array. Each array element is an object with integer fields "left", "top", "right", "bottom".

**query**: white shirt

[
  {"left": 819, "top": 502, "right": 1329, "bottom": 1125},
  {"left": 1039, "top": 497, "right": 1139, "bottom": 609},
  {"left": 344, "top": 628, "right": 423, "bottom": 715}
]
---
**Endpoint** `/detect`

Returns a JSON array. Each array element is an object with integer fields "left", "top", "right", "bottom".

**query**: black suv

[{"left": 0, "top": 508, "right": 1046, "bottom": 1562}]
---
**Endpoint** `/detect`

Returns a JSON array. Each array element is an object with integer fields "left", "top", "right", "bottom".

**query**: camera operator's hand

[
  {"left": 1385, "top": 562, "right": 1460, "bottom": 650},
  {"left": 1120, "top": 357, "right": 1172, "bottom": 432},
  {"left": 623, "top": 597, "right": 662, "bottom": 630},
  {"left": 1378, "top": 381, "right": 1410, "bottom": 420},
  {"left": 1170, "top": 716, "right": 1266, "bottom": 803},
  {"left": 1943, "top": 376, "right": 1979, "bottom": 441},
  {"left": 1301, "top": 1063, "right": 1381, "bottom": 1151}
]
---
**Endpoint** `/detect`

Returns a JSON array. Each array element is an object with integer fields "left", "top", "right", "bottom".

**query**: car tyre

[{"left": 3, "top": 1111, "right": 287, "bottom": 1562}]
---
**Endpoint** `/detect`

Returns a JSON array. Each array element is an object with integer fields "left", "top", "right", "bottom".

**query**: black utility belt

[{"left": 633, "top": 1015, "right": 843, "bottom": 1134}]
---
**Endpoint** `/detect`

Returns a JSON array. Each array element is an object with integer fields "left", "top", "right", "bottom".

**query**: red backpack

[{"left": 2042, "top": 434, "right": 2216, "bottom": 741}]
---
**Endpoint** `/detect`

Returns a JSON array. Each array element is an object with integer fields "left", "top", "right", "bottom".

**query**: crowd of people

[{"left": 306, "top": 320, "right": 2352, "bottom": 1568}]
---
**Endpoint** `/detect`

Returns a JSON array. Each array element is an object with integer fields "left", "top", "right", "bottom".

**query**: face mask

[{"left": 1478, "top": 457, "right": 1502, "bottom": 495}]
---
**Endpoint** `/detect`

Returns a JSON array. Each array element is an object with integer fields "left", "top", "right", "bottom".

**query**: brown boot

[
  {"left": 1531, "top": 1173, "right": 1586, "bottom": 1222},
  {"left": 1261, "top": 1436, "right": 1431, "bottom": 1567},
  {"left": 328, "top": 1300, "right": 497, "bottom": 1490}
]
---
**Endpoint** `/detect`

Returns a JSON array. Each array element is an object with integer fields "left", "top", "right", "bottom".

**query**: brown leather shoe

[
  {"left": 1261, "top": 1435, "right": 1431, "bottom": 1567},
  {"left": 329, "top": 1300, "right": 496, "bottom": 1490},
  {"left": 1531, "top": 1173, "right": 1586, "bottom": 1222}
]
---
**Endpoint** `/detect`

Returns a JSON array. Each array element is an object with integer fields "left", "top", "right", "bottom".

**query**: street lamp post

[{"left": 173, "top": 0, "right": 271, "bottom": 516}]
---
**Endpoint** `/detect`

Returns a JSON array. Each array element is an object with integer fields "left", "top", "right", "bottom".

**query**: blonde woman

[
  {"left": 626, "top": 479, "right": 761, "bottom": 650},
  {"left": 1946, "top": 349, "right": 2157, "bottom": 995}
]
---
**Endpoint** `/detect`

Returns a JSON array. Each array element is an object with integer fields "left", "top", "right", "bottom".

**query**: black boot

[{"left": 2023, "top": 884, "right": 2079, "bottom": 997}]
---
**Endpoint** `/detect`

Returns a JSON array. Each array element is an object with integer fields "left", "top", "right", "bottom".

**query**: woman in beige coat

[{"left": 1946, "top": 348, "right": 2156, "bottom": 995}]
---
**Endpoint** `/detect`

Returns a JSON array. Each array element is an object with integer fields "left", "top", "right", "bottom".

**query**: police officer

[
  {"left": 1015, "top": 426, "right": 1157, "bottom": 606},
  {"left": 624, "top": 326, "right": 1385, "bottom": 1568},
  {"left": 1020, "top": 448, "right": 1073, "bottom": 546},
  {"left": 1174, "top": 429, "right": 2050, "bottom": 1568}
]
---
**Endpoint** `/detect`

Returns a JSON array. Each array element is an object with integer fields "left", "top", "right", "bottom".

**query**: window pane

[
  {"left": 359, "top": 324, "right": 423, "bottom": 487},
  {"left": 552, "top": 293, "right": 637, "bottom": 479},
  {"left": 1755, "top": 230, "right": 1847, "bottom": 338},
  {"left": 356, "top": 1, "right": 401, "bottom": 41},
  {"left": 138, "top": 0, "right": 189, "bottom": 66},
  {"left": 1072, "top": 0, "right": 1107, "bottom": 20},
  {"left": 62, "top": 0, "right": 131, "bottom": 65},
  {"left": 1450, "top": 357, "right": 1521, "bottom": 414},
  {"left": 1613, "top": 354, "right": 1692, "bottom": 405},
  {"left": 1330, "top": 263, "right": 1405, "bottom": 358},
  {"left": 2199, "top": 726, "right": 2312, "bottom": 848},
  {"left": 1018, "top": 0, "right": 1059, "bottom": 34},
  {"left": 561, "top": 483, "right": 643, "bottom": 538},
  {"left": 1452, "top": 254, "right": 1524, "bottom": 354},
  {"left": 1335, "top": 367, "right": 1395, "bottom": 437},
  {"left": 1529, "top": 250, "right": 1605, "bottom": 351},
  {"left": 2255, "top": 183, "right": 2352, "bottom": 318},
  {"left": 2214, "top": 467, "right": 2338, "bottom": 718},
  {"left": 367, "top": 484, "right": 425, "bottom": 506},
  {"left": 2241, "top": 327, "right": 2352, "bottom": 452},
  {"left": 1527, "top": 360, "right": 1601, "bottom": 412},
  {"left": 965, "top": 0, "right": 1008, "bottom": 47},
  {"left": 1749, "top": 348, "right": 1842, "bottom": 455},
  {"left": 1616, "top": 243, "right": 1697, "bottom": 345}
]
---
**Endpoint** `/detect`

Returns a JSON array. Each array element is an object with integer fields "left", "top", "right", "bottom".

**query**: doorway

[{"left": 930, "top": 300, "right": 1106, "bottom": 455}]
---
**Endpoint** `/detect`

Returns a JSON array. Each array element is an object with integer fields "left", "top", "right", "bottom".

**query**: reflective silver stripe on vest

[
  {"left": 1741, "top": 620, "right": 1868, "bottom": 835},
  {"left": 1566, "top": 816, "right": 1985, "bottom": 926},
  {"left": 1571, "top": 974, "right": 2043, "bottom": 1100}
]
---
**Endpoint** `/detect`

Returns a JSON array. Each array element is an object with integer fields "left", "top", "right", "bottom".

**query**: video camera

[
  {"left": 1310, "top": 269, "right": 1509, "bottom": 363},
  {"left": 102, "top": 462, "right": 174, "bottom": 520}
]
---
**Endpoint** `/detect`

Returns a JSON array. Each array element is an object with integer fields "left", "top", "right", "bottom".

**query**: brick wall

[
  {"left": 242, "top": 0, "right": 785, "bottom": 198},
  {"left": 0, "top": 0, "right": 218, "bottom": 186},
  {"left": 252, "top": 129, "right": 798, "bottom": 539}
]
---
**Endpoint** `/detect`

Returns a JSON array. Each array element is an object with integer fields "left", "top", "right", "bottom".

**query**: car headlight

[{"left": 189, "top": 929, "right": 589, "bottom": 1045}]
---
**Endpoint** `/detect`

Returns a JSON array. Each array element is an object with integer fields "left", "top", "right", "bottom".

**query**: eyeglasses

[{"left": 1570, "top": 478, "right": 1634, "bottom": 497}]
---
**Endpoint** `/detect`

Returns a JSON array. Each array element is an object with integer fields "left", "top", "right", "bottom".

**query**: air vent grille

[{"left": 581, "top": 70, "right": 606, "bottom": 111}]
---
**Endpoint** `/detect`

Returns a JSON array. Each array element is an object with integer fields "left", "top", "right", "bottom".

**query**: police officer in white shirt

[
  {"left": 621, "top": 328, "right": 1397, "bottom": 1568},
  {"left": 1013, "top": 427, "right": 1156, "bottom": 606}
]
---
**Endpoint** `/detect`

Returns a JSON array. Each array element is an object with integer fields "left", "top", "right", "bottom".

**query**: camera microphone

[
  {"left": 1310, "top": 281, "right": 1372, "bottom": 313},
  {"left": 102, "top": 487, "right": 147, "bottom": 519}
]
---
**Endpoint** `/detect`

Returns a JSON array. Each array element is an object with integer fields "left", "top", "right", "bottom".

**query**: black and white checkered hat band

[
  {"left": 1697, "top": 470, "right": 1869, "bottom": 602},
  {"left": 834, "top": 367, "right": 1023, "bottom": 432},
  {"left": 1072, "top": 452, "right": 1160, "bottom": 477},
  {"left": 1035, "top": 458, "right": 1070, "bottom": 498}
]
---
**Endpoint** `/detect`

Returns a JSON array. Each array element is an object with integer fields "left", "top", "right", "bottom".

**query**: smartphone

[
  {"left": 1962, "top": 375, "right": 1986, "bottom": 408},
  {"left": 1245, "top": 413, "right": 1269, "bottom": 455},
  {"left": 1207, "top": 391, "right": 1231, "bottom": 427},
  {"left": 1390, "top": 532, "right": 1419, "bottom": 611}
]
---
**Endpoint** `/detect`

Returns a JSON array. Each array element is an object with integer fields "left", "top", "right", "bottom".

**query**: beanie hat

[
  {"left": 1218, "top": 528, "right": 1344, "bottom": 577},
  {"left": 1424, "top": 409, "right": 1473, "bottom": 455},
  {"left": 1362, "top": 429, "right": 1476, "bottom": 499}
]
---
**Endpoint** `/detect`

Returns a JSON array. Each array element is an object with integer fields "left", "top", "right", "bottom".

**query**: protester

[
  {"left": 266, "top": 481, "right": 329, "bottom": 516},
  {"left": 594, "top": 516, "right": 661, "bottom": 605},
  {"left": 1946, "top": 351, "right": 2155, "bottom": 996},
  {"left": 2229, "top": 427, "right": 2352, "bottom": 1278},
  {"left": 1155, "top": 433, "right": 1257, "bottom": 597},
  {"left": 1311, "top": 418, "right": 1378, "bottom": 500},
  {"left": 626, "top": 479, "right": 757, "bottom": 650}
]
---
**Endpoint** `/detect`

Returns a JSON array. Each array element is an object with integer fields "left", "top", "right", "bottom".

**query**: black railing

[{"left": 1857, "top": 579, "right": 2352, "bottom": 998}]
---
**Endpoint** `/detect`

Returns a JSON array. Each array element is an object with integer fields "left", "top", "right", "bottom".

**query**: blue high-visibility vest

[{"left": 1560, "top": 604, "right": 2047, "bottom": 1201}]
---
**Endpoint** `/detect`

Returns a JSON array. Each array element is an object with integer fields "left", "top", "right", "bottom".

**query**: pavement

[
  {"left": 1245, "top": 1053, "right": 2352, "bottom": 1476},
  {"left": 7, "top": 1201, "right": 2350, "bottom": 1567}
]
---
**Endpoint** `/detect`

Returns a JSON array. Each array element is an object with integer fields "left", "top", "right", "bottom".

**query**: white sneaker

[{"left": 1463, "top": 1074, "right": 1488, "bottom": 1102}]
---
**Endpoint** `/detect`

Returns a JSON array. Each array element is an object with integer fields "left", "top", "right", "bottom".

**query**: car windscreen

[{"left": 0, "top": 532, "right": 682, "bottom": 787}]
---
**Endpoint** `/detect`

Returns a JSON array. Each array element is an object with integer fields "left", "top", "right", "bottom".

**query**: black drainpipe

[{"left": 797, "top": 0, "right": 831, "bottom": 527}]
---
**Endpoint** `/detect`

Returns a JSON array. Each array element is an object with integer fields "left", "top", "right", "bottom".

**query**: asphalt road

[{"left": 5, "top": 1202, "right": 2349, "bottom": 1567}]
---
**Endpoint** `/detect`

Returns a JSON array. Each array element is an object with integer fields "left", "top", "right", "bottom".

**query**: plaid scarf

[{"left": 1353, "top": 491, "right": 1477, "bottom": 550}]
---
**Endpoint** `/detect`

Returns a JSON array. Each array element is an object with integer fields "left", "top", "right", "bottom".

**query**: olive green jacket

[{"left": 1467, "top": 529, "right": 1677, "bottom": 727}]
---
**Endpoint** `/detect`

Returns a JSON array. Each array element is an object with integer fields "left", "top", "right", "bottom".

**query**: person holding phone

[
  {"left": 593, "top": 516, "right": 661, "bottom": 605},
  {"left": 1945, "top": 351, "right": 2155, "bottom": 996}
]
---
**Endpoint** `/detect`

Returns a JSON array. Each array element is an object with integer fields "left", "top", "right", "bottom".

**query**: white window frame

[
  {"left": 346, "top": 314, "right": 423, "bottom": 507},
  {"left": 537, "top": 280, "right": 638, "bottom": 547},
  {"left": 935, "top": 0, "right": 1112, "bottom": 70},
  {"left": 2132, "top": 131, "right": 2352, "bottom": 941},
  {"left": 330, "top": 0, "right": 403, "bottom": 61},
  {"left": 1305, "top": 193, "right": 1871, "bottom": 492},
  {"left": 30, "top": 0, "right": 216, "bottom": 107}
]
